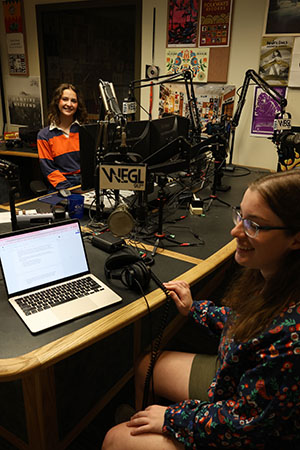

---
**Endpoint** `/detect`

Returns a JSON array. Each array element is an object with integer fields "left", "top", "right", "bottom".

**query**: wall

[
  {"left": 1, "top": 0, "right": 300, "bottom": 170},
  {"left": 141, "top": 0, "right": 300, "bottom": 171}
]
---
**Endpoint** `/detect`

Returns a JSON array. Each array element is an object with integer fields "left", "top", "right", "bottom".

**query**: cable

[
  {"left": 142, "top": 270, "right": 172, "bottom": 409},
  {"left": 223, "top": 166, "right": 251, "bottom": 177},
  {"left": 132, "top": 89, "right": 151, "bottom": 119}
]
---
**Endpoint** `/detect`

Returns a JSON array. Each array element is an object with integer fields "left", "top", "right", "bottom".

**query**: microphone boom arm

[
  {"left": 231, "top": 69, "right": 288, "bottom": 128},
  {"left": 129, "top": 69, "right": 202, "bottom": 142}
]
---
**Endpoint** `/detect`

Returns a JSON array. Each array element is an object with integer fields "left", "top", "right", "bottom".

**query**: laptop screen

[{"left": 0, "top": 220, "right": 89, "bottom": 296}]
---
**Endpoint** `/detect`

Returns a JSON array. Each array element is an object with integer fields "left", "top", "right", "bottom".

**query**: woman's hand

[
  {"left": 127, "top": 405, "right": 167, "bottom": 435},
  {"left": 163, "top": 280, "right": 193, "bottom": 316}
]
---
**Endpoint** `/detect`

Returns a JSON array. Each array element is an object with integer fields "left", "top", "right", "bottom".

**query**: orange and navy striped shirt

[{"left": 37, "top": 122, "right": 81, "bottom": 189}]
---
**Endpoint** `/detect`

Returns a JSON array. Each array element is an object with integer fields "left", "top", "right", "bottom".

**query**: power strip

[{"left": 16, "top": 211, "right": 54, "bottom": 224}]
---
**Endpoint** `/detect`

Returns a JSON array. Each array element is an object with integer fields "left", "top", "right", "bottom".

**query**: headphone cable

[{"left": 141, "top": 269, "right": 172, "bottom": 410}]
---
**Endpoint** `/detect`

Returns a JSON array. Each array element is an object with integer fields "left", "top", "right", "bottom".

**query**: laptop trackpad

[{"left": 53, "top": 297, "right": 97, "bottom": 320}]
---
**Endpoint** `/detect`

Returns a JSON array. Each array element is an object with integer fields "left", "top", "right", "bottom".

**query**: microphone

[
  {"left": 107, "top": 202, "right": 135, "bottom": 237},
  {"left": 284, "top": 132, "right": 300, "bottom": 146},
  {"left": 122, "top": 87, "right": 136, "bottom": 119}
]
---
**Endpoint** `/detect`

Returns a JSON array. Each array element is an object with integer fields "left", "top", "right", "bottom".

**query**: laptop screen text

[{"left": 0, "top": 222, "right": 89, "bottom": 296}]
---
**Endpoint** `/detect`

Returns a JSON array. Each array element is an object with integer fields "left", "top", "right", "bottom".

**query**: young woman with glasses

[{"left": 102, "top": 170, "right": 300, "bottom": 450}]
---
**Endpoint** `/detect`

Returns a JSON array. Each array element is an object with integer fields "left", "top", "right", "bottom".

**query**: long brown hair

[
  {"left": 223, "top": 170, "right": 300, "bottom": 342},
  {"left": 47, "top": 83, "right": 88, "bottom": 126}
]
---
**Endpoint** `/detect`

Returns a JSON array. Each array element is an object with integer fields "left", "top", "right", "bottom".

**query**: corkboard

[{"left": 207, "top": 47, "right": 230, "bottom": 83}]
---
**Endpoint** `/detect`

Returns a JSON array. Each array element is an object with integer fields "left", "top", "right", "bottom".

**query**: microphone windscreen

[{"left": 107, "top": 203, "right": 135, "bottom": 237}]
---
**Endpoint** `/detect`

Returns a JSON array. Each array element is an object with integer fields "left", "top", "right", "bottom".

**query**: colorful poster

[
  {"left": 166, "top": 48, "right": 209, "bottom": 82},
  {"left": 199, "top": 0, "right": 233, "bottom": 47},
  {"left": 2, "top": 0, "right": 23, "bottom": 32},
  {"left": 167, "top": 0, "right": 199, "bottom": 47},
  {"left": 250, "top": 86, "right": 287, "bottom": 137},
  {"left": 259, "top": 37, "right": 294, "bottom": 86},
  {"left": 2, "top": 0, "right": 28, "bottom": 75},
  {"left": 159, "top": 82, "right": 235, "bottom": 123}
]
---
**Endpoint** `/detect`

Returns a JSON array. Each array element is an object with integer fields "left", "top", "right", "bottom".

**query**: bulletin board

[
  {"left": 207, "top": 47, "right": 231, "bottom": 83},
  {"left": 166, "top": 0, "right": 233, "bottom": 83}
]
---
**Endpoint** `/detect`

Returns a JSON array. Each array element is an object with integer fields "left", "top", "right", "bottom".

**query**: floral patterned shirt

[{"left": 163, "top": 300, "right": 300, "bottom": 448}]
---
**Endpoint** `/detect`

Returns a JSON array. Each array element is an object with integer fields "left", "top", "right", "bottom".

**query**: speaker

[{"left": 104, "top": 248, "right": 153, "bottom": 291}]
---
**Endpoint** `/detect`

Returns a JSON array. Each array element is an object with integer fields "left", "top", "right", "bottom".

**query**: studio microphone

[
  {"left": 284, "top": 132, "right": 300, "bottom": 146},
  {"left": 107, "top": 202, "right": 135, "bottom": 237},
  {"left": 122, "top": 87, "right": 136, "bottom": 119}
]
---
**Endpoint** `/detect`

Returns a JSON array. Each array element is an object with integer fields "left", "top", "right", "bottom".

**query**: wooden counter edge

[
  {"left": 0, "top": 240, "right": 236, "bottom": 381},
  {"left": 0, "top": 149, "right": 38, "bottom": 158}
]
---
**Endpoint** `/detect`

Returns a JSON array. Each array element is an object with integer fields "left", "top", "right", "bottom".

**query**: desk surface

[
  {"left": 0, "top": 167, "right": 268, "bottom": 381},
  {"left": 0, "top": 143, "right": 38, "bottom": 158}
]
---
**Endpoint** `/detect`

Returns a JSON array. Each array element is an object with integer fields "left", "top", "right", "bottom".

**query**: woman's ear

[{"left": 290, "top": 231, "right": 300, "bottom": 250}]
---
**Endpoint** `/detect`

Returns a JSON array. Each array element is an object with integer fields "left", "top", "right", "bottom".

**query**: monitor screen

[
  {"left": 79, "top": 121, "right": 151, "bottom": 190},
  {"left": 150, "top": 115, "right": 189, "bottom": 153},
  {"left": 143, "top": 115, "right": 190, "bottom": 166},
  {"left": 79, "top": 116, "right": 190, "bottom": 190},
  {"left": 106, "top": 120, "right": 151, "bottom": 160}
]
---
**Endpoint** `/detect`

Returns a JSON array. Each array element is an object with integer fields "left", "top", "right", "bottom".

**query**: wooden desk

[
  {"left": 0, "top": 147, "right": 38, "bottom": 159},
  {"left": 0, "top": 168, "right": 267, "bottom": 450}
]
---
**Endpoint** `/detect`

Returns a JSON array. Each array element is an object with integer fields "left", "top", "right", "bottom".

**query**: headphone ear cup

[
  {"left": 104, "top": 249, "right": 141, "bottom": 279},
  {"left": 122, "top": 261, "right": 151, "bottom": 290}
]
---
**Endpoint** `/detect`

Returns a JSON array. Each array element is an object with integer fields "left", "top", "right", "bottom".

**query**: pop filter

[{"left": 107, "top": 202, "right": 135, "bottom": 237}]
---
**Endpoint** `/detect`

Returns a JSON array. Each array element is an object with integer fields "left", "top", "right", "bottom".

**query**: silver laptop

[{"left": 0, "top": 219, "right": 122, "bottom": 333}]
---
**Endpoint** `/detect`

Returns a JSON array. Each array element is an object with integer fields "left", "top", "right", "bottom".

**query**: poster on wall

[
  {"left": 166, "top": 48, "right": 209, "bottom": 82},
  {"left": 250, "top": 86, "right": 287, "bottom": 137},
  {"left": 259, "top": 36, "right": 294, "bottom": 86},
  {"left": 289, "top": 37, "right": 300, "bottom": 87},
  {"left": 5, "top": 76, "right": 43, "bottom": 127},
  {"left": 158, "top": 81, "right": 235, "bottom": 123},
  {"left": 2, "top": 0, "right": 28, "bottom": 75},
  {"left": 167, "top": 0, "right": 199, "bottom": 47},
  {"left": 198, "top": 0, "right": 233, "bottom": 47},
  {"left": 264, "top": 0, "right": 300, "bottom": 36}
]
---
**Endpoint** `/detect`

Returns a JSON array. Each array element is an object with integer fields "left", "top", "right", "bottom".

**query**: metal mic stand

[
  {"left": 93, "top": 119, "right": 108, "bottom": 222},
  {"left": 9, "top": 185, "right": 18, "bottom": 231},
  {"left": 151, "top": 175, "right": 182, "bottom": 257},
  {"left": 0, "top": 159, "right": 20, "bottom": 230},
  {"left": 202, "top": 147, "right": 231, "bottom": 212}
]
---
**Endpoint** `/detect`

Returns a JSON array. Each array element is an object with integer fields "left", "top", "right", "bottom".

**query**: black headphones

[{"left": 104, "top": 248, "right": 154, "bottom": 291}]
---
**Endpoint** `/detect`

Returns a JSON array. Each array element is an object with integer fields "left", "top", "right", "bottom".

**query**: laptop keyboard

[{"left": 15, "top": 276, "right": 104, "bottom": 316}]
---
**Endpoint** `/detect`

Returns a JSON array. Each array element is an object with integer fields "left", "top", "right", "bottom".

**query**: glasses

[{"left": 232, "top": 207, "right": 289, "bottom": 238}]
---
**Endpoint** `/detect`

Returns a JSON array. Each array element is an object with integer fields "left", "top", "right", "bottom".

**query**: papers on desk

[
  {"left": 38, "top": 194, "right": 63, "bottom": 205},
  {"left": 0, "top": 212, "right": 12, "bottom": 224}
]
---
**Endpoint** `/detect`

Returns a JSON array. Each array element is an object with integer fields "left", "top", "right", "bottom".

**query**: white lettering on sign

[
  {"left": 99, "top": 164, "right": 146, "bottom": 191},
  {"left": 273, "top": 119, "right": 292, "bottom": 131}
]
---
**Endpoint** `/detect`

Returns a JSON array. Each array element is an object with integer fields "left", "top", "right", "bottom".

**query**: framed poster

[
  {"left": 167, "top": 0, "right": 199, "bottom": 47},
  {"left": 199, "top": 0, "right": 233, "bottom": 47},
  {"left": 5, "top": 76, "right": 43, "bottom": 127},
  {"left": 166, "top": 48, "right": 209, "bottom": 82},
  {"left": 250, "top": 86, "right": 287, "bottom": 137},
  {"left": 259, "top": 36, "right": 294, "bottom": 86},
  {"left": 264, "top": 0, "right": 300, "bottom": 36},
  {"left": 2, "top": 0, "right": 28, "bottom": 75}
]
